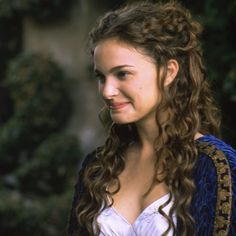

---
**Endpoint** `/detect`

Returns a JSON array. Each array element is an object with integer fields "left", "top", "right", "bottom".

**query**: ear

[{"left": 164, "top": 59, "right": 179, "bottom": 86}]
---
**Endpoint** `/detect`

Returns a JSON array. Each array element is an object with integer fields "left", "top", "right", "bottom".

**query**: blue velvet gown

[
  {"left": 192, "top": 135, "right": 236, "bottom": 235},
  {"left": 68, "top": 134, "right": 236, "bottom": 236}
]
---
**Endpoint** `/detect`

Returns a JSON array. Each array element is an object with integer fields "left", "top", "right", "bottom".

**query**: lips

[{"left": 108, "top": 102, "right": 129, "bottom": 110}]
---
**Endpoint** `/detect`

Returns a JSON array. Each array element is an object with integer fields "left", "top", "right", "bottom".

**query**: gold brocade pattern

[{"left": 196, "top": 141, "right": 232, "bottom": 236}]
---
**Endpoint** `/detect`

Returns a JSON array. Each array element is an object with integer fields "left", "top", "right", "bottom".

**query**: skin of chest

[{"left": 108, "top": 147, "right": 169, "bottom": 224}]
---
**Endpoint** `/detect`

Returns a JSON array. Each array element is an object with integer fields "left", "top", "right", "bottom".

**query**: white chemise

[{"left": 95, "top": 193, "right": 176, "bottom": 236}]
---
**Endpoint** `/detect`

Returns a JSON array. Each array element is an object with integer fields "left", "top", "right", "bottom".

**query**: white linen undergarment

[{"left": 96, "top": 193, "right": 176, "bottom": 236}]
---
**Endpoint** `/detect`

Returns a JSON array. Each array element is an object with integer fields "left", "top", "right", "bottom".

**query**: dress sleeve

[{"left": 195, "top": 138, "right": 236, "bottom": 236}]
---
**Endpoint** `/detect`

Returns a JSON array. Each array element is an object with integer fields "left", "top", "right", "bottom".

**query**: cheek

[{"left": 131, "top": 79, "right": 144, "bottom": 91}]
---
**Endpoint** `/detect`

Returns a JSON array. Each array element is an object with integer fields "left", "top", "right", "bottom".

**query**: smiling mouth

[{"left": 109, "top": 102, "right": 129, "bottom": 110}]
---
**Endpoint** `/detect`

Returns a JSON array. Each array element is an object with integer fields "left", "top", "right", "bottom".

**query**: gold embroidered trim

[{"left": 196, "top": 141, "right": 232, "bottom": 236}]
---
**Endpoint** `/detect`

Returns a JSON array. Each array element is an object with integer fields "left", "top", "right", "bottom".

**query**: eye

[
  {"left": 95, "top": 73, "right": 105, "bottom": 83},
  {"left": 116, "top": 71, "right": 130, "bottom": 80}
]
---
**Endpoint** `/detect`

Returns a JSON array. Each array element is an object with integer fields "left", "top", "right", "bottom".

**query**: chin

[
  {"left": 110, "top": 113, "right": 136, "bottom": 125},
  {"left": 111, "top": 117, "right": 132, "bottom": 125}
]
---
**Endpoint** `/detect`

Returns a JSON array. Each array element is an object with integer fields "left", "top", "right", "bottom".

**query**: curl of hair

[{"left": 76, "top": 1, "right": 221, "bottom": 235}]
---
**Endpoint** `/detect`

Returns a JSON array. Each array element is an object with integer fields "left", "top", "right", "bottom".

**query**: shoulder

[
  {"left": 67, "top": 148, "right": 100, "bottom": 236},
  {"left": 79, "top": 149, "right": 98, "bottom": 170},
  {"left": 193, "top": 134, "right": 236, "bottom": 235},
  {"left": 71, "top": 148, "right": 98, "bottom": 194},
  {"left": 193, "top": 134, "right": 236, "bottom": 190},
  {"left": 195, "top": 134, "right": 236, "bottom": 171}
]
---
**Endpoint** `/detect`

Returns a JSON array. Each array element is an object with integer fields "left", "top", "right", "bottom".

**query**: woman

[{"left": 68, "top": 1, "right": 236, "bottom": 235}]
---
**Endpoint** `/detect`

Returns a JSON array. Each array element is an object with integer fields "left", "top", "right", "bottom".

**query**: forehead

[{"left": 94, "top": 39, "right": 155, "bottom": 70}]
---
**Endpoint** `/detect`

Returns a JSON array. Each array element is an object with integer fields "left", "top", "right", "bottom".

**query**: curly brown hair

[{"left": 75, "top": 1, "right": 221, "bottom": 235}]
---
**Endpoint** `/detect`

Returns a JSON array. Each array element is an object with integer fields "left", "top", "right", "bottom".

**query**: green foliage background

[
  {"left": 0, "top": 53, "right": 81, "bottom": 236},
  {"left": 0, "top": 0, "right": 235, "bottom": 236},
  {"left": 182, "top": 0, "right": 236, "bottom": 146}
]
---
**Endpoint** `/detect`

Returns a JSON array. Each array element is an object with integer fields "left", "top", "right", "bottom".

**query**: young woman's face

[{"left": 94, "top": 39, "right": 160, "bottom": 125}]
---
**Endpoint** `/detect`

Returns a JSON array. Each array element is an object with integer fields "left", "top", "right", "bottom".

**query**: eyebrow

[{"left": 94, "top": 65, "right": 135, "bottom": 74}]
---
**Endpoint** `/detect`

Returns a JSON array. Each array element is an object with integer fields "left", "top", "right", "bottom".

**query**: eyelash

[
  {"left": 94, "top": 70, "right": 131, "bottom": 83},
  {"left": 95, "top": 74, "right": 105, "bottom": 83},
  {"left": 116, "top": 71, "right": 129, "bottom": 79}
]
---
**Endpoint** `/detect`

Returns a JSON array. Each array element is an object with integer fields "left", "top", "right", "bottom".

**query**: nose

[{"left": 99, "top": 78, "right": 119, "bottom": 99}]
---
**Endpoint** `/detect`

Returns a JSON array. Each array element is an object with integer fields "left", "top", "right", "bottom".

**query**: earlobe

[{"left": 165, "top": 59, "right": 179, "bottom": 86}]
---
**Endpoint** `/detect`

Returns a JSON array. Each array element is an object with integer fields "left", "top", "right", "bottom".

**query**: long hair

[{"left": 76, "top": 1, "right": 221, "bottom": 235}]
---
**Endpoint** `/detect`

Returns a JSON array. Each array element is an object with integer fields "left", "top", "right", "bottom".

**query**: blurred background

[{"left": 0, "top": 0, "right": 235, "bottom": 235}]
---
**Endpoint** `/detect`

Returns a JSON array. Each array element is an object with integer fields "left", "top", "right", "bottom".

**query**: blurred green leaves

[
  {"left": 0, "top": 53, "right": 81, "bottom": 236},
  {"left": 0, "top": 0, "right": 76, "bottom": 23},
  {"left": 15, "top": 134, "right": 80, "bottom": 195},
  {"left": 223, "top": 65, "right": 236, "bottom": 102},
  {"left": 0, "top": 53, "right": 73, "bottom": 164},
  {"left": 5, "top": 53, "right": 72, "bottom": 131}
]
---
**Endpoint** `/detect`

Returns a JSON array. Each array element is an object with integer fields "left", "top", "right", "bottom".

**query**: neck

[{"left": 135, "top": 117, "right": 159, "bottom": 149}]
